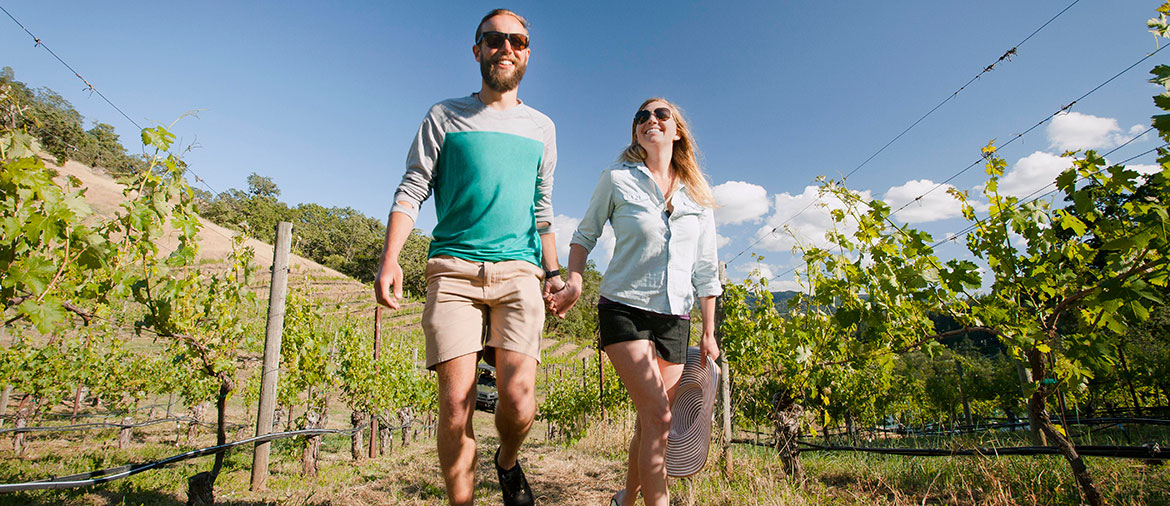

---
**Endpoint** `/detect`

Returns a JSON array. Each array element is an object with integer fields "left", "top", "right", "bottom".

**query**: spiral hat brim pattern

[{"left": 665, "top": 346, "right": 719, "bottom": 478}]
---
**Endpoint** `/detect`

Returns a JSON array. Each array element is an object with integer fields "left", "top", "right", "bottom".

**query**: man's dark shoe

[{"left": 495, "top": 447, "right": 534, "bottom": 506}]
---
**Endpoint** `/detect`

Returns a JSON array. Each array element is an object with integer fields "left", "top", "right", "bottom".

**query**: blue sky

[{"left": 2, "top": 1, "right": 1165, "bottom": 288}]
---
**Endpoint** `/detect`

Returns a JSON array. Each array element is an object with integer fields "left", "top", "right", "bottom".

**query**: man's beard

[{"left": 480, "top": 55, "right": 526, "bottom": 93}]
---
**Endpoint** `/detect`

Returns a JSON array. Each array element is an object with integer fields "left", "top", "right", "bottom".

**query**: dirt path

[{"left": 307, "top": 411, "right": 638, "bottom": 506}]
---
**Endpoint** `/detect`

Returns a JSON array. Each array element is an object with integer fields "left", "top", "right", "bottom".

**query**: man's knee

[
  {"left": 494, "top": 351, "right": 537, "bottom": 406},
  {"left": 497, "top": 382, "right": 535, "bottom": 419},
  {"left": 498, "top": 376, "right": 534, "bottom": 403},
  {"left": 441, "top": 391, "right": 474, "bottom": 416},
  {"left": 438, "top": 387, "right": 476, "bottom": 433}
]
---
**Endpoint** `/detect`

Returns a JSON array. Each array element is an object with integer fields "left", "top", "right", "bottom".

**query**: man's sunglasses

[
  {"left": 476, "top": 31, "right": 529, "bottom": 50},
  {"left": 634, "top": 107, "right": 673, "bottom": 124}
]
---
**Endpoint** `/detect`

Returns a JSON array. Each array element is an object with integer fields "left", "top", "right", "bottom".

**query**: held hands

[
  {"left": 544, "top": 275, "right": 581, "bottom": 318},
  {"left": 543, "top": 274, "right": 565, "bottom": 303}
]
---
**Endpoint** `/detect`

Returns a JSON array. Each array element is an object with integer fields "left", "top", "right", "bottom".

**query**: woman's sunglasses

[
  {"left": 476, "top": 31, "right": 530, "bottom": 50},
  {"left": 634, "top": 107, "right": 673, "bottom": 124}
]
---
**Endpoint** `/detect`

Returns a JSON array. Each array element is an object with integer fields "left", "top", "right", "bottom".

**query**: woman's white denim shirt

[{"left": 571, "top": 161, "right": 722, "bottom": 316}]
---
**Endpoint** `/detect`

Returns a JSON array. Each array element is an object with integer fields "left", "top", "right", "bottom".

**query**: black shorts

[{"left": 598, "top": 302, "right": 690, "bottom": 364}]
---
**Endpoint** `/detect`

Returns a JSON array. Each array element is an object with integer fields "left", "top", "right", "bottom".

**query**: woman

[{"left": 548, "top": 98, "right": 721, "bottom": 506}]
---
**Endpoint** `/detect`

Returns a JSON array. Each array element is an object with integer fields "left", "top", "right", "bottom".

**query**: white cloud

[
  {"left": 716, "top": 233, "right": 731, "bottom": 249},
  {"left": 551, "top": 214, "right": 580, "bottom": 265},
  {"left": 713, "top": 181, "right": 769, "bottom": 225},
  {"left": 1130, "top": 124, "right": 1150, "bottom": 137},
  {"left": 745, "top": 261, "right": 803, "bottom": 292},
  {"left": 747, "top": 264, "right": 775, "bottom": 283},
  {"left": 593, "top": 224, "right": 616, "bottom": 270},
  {"left": 728, "top": 258, "right": 788, "bottom": 286},
  {"left": 999, "top": 151, "right": 1074, "bottom": 198},
  {"left": 1130, "top": 163, "right": 1161, "bottom": 176},
  {"left": 884, "top": 179, "right": 965, "bottom": 223},
  {"left": 769, "top": 279, "right": 802, "bottom": 292},
  {"left": 551, "top": 215, "right": 615, "bottom": 271},
  {"left": 1047, "top": 112, "right": 1145, "bottom": 151},
  {"left": 752, "top": 185, "right": 871, "bottom": 252},
  {"left": 1009, "top": 231, "right": 1029, "bottom": 251}
]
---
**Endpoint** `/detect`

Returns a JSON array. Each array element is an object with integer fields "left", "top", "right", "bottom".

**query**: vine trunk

[{"left": 1027, "top": 347, "right": 1102, "bottom": 506}]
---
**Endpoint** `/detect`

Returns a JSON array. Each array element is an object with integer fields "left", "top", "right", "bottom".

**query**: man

[{"left": 373, "top": 9, "right": 561, "bottom": 506}]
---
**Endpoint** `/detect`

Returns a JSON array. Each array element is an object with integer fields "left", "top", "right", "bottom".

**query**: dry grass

[
  {"left": 46, "top": 156, "right": 351, "bottom": 282},
  {"left": 3, "top": 409, "right": 1170, "bottom": 505}
]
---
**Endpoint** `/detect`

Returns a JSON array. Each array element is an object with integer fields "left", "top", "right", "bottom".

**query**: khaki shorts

[{"left": 422, "top": 255, "right": 545, "bottom": 369}]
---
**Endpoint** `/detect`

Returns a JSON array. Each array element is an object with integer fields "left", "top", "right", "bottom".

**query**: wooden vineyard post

[
  {"left": 598, "top": 344, "right": 605, "bottom": 422},
  {"left": 0, "top": 384, "right": 11, "bottom": 429},
  {"left": 581, "top": 356, "right": 588, "bottom": 429},
  {"left": 251, "top": 221, "right": 292, "bottom": 492},
  {"left": 72, "top": 383, "right": 83, "bottom": 420},
  {"left": 72, "top": 334, "right": 93, "bottom": 421},
  {"left": 370, "top": 306, "right": 382, "bottom": 458},
  {"left": 715, "top": 262, "right": 733, "bottom": 475},
  {"left": 544, "top": 366, "right": 551, "bottom": 439}
]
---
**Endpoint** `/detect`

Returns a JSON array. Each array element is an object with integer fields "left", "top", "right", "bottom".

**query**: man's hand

[
  {"left": 543, "top": 275, "right": 565, "bottom": 312},
  {"left": 374, "top": 211, "right": 415, "bottom": 311},
  {"left": 546, "top": 277, "right": 581, "bottom": 318},
  {"left": 374, "top": 259, "right": 404, "bottom": 310}
]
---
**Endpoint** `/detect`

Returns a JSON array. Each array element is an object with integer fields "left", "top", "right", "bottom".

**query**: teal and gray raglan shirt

[{"left": 391, "top": 95, "right": 556, "bottom": 266}]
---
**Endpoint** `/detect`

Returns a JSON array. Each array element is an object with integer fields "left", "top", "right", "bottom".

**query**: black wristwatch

[{"left": 545, "top": 268, "right": 562, "bottom": 279}]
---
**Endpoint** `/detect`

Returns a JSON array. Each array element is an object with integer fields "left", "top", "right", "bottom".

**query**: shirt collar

[{"left": 624, "top": 161, "right": 689, "bottom": 192}]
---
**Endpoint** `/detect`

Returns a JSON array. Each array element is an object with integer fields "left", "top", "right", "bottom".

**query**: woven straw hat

[{"left": 665, "top": 346, "right": 719, "bottom": 477}]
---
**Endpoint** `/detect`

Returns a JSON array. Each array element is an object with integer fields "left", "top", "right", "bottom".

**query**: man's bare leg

[
  {"left": 493, "top": 348, "right": 538, "bottom": 469},
  {"left": 435, "top": 353, "right": 479, "bottom": 506}
]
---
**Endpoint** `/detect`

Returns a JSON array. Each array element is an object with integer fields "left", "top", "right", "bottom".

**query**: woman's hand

[
  {"left": 546, "top": 276, "right": 582, "bottom": 318},
  {"left": 698, "top": 295, "right": 719, "bottom": 366},
  {"left": 699, "top": 329, "right": 720, "bottom": 366}
]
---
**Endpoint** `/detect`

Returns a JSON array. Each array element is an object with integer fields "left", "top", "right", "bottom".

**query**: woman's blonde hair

[{"left": 618, "top": 97, "right": 716, "bottom": 208}]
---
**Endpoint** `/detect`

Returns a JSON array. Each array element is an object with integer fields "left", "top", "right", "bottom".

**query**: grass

[
  {"left": 2, "top": 409, "right": 1168, "bottom": 505},
  {"left": 672, "top": 428, "right": 1170, "bottom": 506}
]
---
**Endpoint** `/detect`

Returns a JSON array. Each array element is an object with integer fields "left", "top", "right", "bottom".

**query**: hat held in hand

[{"left": 666, "top": 346, "right": 719, "bottom": 477}]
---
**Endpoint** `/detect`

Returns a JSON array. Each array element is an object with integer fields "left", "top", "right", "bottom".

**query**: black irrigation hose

[
  {"left": 0, "top": 421, "right": 400, "bottom": 493},
  {"left": 731, "top": 438, "right": 1167, "bottom": 460},
  {"left": 794, "top": 441, "right": 1168, "bottom": 460},
  {"left": 792, "top": 417, "right": 1170, "bottom": 439}
]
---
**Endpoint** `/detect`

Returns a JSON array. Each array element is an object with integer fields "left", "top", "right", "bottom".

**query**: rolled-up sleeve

[
  {"left": 391, "top": 105, "right": 445, "bottom": 222},
  {"left": 570, "top": 169, "right": 614, "bottom": 253},
  {"left": 692, "top": 207, "right": 723, "bottom": 297}
]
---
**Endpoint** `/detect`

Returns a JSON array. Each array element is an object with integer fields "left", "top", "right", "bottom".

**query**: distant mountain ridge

[
  {"left": 772, "top": 290, "right": 800, "bottom": 313},
  {"left": 759, "top": 290, "right": 1002, "bottom": 355}
]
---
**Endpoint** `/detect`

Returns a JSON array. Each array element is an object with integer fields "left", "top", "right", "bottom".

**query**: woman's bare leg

[{"left": 606, "top": 341, "right": 684, "bottom": 506}]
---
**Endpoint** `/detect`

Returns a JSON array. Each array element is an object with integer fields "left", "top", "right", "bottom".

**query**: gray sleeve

[
  {"left": 534, "top": 119, "right": 556, "bottom": 235},
  {"left": 391, "top": 105, "right": 445, "bottom": 221}
]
